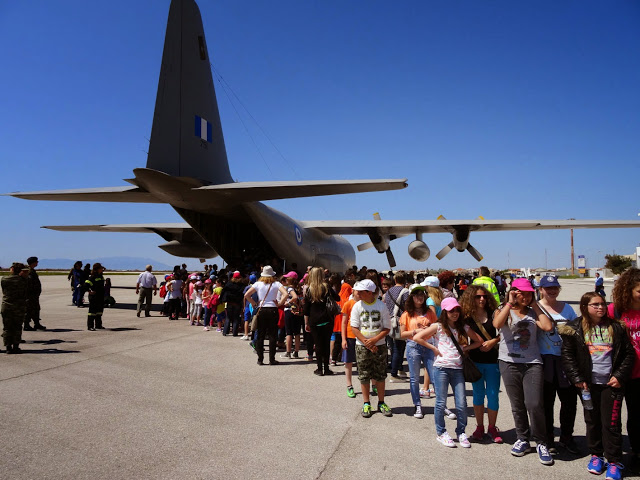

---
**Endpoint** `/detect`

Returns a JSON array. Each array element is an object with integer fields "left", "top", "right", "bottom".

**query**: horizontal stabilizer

[
  {"left": 195, "top": 179, "right": 408, "bottom": 202},
  {"left": 5, "top": 186, "right": 162, "bottom": 203}
]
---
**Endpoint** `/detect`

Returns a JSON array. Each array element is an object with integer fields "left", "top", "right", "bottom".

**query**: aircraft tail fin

[{"left": 146, "top": 0, "right": 233, "bottom": 185}]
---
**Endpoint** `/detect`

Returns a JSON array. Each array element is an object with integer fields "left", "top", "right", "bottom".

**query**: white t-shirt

[
  {"left": 432, "top": 323, "right": 469, "bottom": 369},
  {"left": 349, "top": 299, "right": 391, "bottom": 346},
  {"left": 253, "top": 281, "right": 283, "bottom": 308}
]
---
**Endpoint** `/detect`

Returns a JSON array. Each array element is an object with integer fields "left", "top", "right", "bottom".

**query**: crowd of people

[
  {"left": 156, "top": 264, "right": 640, "bottom": 478},
  {"left": 4, "top": 258, "right": 640, "bottom": 479}
]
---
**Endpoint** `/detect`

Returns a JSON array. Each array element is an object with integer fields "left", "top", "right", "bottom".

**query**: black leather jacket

[{"left": 558, "top": 317, "right": 634, "bottom": 387}]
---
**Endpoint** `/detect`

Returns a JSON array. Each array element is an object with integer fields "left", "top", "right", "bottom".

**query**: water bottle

[{"left": 581, "top": 388, "right": 594, "bottom": 410}]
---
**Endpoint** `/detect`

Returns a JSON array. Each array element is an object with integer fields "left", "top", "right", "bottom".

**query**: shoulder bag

[
  {"left": 250, "top": 283, "right": 273, "bottom": 332},
  {"left": 448, "top": 328, "right": 482, "bottom": 383}
]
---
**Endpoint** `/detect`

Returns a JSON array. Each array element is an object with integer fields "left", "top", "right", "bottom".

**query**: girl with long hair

[
  {"left": 399, "top": 284, "right": 438, "bottom": 419},
  {"left": 304, "top": 267, "right": 340, "bottom": 376},
  {"left": 559, "top": 292, "right": 634, "bottom": 478},
  {"left": 414, "top": 298, "right": 483, "bottom": 448},
  {"left": 459, "top": 284, "right": 502, "bottom": 443},
  {"left": 493, "top": 278, "right": 554, "bottom": 465},
  {"left": 609, "top": 267, "right": 640, "bottom": 472}
]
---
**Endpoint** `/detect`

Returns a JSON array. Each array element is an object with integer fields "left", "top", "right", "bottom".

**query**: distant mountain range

[{"left": 37, "top": 257, "right": 174, "bottom": 271}]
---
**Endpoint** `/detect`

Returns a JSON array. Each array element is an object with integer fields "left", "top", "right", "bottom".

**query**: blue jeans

[
  {"left": 433, "top": 366, "right": 467, "bottom": 436},
  {"left": 406, "top": 341, "right": 433, "bottom": 406}
]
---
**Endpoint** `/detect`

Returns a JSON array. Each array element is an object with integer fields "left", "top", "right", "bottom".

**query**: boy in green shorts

[{"left": 350, "top": 279, "right": 392, "bottom": 417}]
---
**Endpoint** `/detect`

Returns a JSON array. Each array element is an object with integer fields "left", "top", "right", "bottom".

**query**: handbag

[
  {"left": 250, "top": 283, "right": 273, "bottom": 332},
  {"left": 325, "top": 290, "right": 341, "bottom": 317},
  {"left": 448, "top": 328, "right": 482, "bottom": 383}
]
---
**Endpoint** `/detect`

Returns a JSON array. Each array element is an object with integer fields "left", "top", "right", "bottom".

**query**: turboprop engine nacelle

[{"left": 408, "top": 240, "right": 430, "bottom": 262}]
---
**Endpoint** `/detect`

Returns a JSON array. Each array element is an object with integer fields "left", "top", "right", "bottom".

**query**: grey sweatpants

[{"left": 499, "top": 360, "right": 546, "bottom": 444}]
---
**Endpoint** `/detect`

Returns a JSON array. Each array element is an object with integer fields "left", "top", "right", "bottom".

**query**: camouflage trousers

[
  {"left": 25, "top": 297, "right": 41, "bottom": 326},
  {"left": 2, "top": 311, "right": 23, "bottom": 346}
]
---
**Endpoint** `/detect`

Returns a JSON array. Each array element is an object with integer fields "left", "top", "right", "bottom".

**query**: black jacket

[
  {"left": 221, "top": 281, "right": 245, "bottom": 305},
  {"left": 559, "top": 317, "right": 634, "bottom": 388}
]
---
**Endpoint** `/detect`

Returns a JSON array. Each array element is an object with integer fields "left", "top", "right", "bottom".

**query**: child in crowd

[
  {"left": 609, "top": 267, "right": 640, "bottom": 473},
  {"left": 560, "top": 292, "right": 634, "bottom": 479},
  {"left": 493, "top": 278, "right": 554, "bottom": 465},
  {"left": 191, "top": 281, "right": 203, "bottom": 326},
  {"left": 214, "top": 278, "right": 225, "bottom": 332},
  {"left": 350, "top": 279, "right": 392, "bottom": 418},
  {"left": 342, "top": 288, "right": 359, "bottom": 398},
  {"left": 202, "top": 280, "right": 213, "bottom": 331},
  {"left": 414, "top": 297, "right": 483, "bottom": 448}
]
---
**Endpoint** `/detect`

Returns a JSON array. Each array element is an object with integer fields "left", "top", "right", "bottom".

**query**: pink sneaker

[
  {"left": 488, "top": 425, "right": 503, "bottom": 444},
  {"left": 471, "top": 425, "right": 485, "bottom": 442},
  {"left": 203, "top": 326, "right": 210, "bottom": 331}
]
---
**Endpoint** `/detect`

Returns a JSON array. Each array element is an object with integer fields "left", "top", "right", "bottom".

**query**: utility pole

[{"left": 569, "top": 219, "right": 575, "bottom": 275}]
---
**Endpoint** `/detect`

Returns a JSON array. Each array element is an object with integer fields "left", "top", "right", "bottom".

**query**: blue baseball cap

[{"left": 540, "top": 275, "right": 560, "bottom": 288}]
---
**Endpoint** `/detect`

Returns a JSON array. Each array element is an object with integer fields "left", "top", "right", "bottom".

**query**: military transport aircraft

[{"left": 7, "top": 0, "right": 640, "bottom": 272}]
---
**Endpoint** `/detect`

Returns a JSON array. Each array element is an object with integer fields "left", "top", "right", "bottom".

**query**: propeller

[
  {"left": 356, "top": 212, "right": 397, "bottom": 268},
  {"left": 435, "top": 215, "right": 484, "bottom": 262}
]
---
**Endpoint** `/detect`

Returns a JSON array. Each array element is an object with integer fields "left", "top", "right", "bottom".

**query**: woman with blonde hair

[
  {"left": 243, "top": 266, "right": 288, "bottom": 365},
  {"left": 304, "top": 267, "right": 340, "bottom": 376}
]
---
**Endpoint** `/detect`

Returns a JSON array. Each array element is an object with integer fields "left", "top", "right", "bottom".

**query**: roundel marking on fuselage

[{"left": 294, "top": 225, "right": 303, "bottom": 246}]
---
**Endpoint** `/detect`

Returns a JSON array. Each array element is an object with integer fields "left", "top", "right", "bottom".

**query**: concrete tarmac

[{"left": 1, "top": 275, "right": 635, "bottom": 479}]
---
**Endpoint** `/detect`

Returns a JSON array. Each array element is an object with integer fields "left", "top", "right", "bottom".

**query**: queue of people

[{"left": 4, "top": 259, "right": 640, "bottom": 479}]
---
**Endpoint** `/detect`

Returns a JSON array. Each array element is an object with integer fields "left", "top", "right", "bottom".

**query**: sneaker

[
  {"left": 371, "top": 385, "right": 378, "bottom": 396},
  {"left": 378, "top": 402, "right": 392, "bottom": 417},
  {"left": 249, "top": 341, "right": 257, "bottom": 354},
  {"left": 445, "top": 408, "right": 457, "bottom": 420},
  {"left": 511, "top": 439, "right": 531, "bottom": 457},
  {"left": 471, "top": 425, "right": 485, "bottom": 442},
  {"left": 487, "top": 425, "right": 503, "bottom": 444},
  {"left": 280, "top": 352, "right": 291, "bottom": 359},
  {"left": 606, "top": 462, "right": 624, "bottom": 480},
  {"left": 419, "top": 389, "right": 427, "bottom": 398},
  {"left": 458, "top": 433, "right": 471, "bottom": 448},
  {"left": 203, "top": 326, "right": 209, "bottom": 331},
  {"left": 240, "top": 335, "right": 248, "bottom": 340},
  {"left": 397, "top": 370, "right": 407, "bottom": 378},
  {"left": 346, "top": 386, "right": 356, "bottom": 398},
  {"left": 413, "top": 405, "right": 424, "bottom": 418},
  {"left": 361, "top": 403, "right": 373, "bottom": 418},
  {"left": 587, "top": 455, "right": 605, "bottom": 475},
  {"left": 437, "top": 432, "right": 456, "bottom": 448},
  {"left": 324, "top": 368, "right": 335, "bottom": 376},
  {"left": 292, "top": 351, "right": 299, "bottom": 359},
  {"left": 216, "top": 328, "right": 222, "bottom": 332},
  {"left": 330, "top": 360, "right": 337, "bottom": 366},
  {"left": 537, "top": 444, "right": 554, "bottom": 465},
  {"left": 558, "top": 435, "right": 579, "bottom": 454},
  {"left": 313, "top": 368, "right": 324, "bottom": 376}
]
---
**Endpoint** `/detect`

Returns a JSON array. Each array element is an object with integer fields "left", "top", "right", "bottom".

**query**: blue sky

[{"left": 1, "top": 0, "right": 639, "bottom": 271}]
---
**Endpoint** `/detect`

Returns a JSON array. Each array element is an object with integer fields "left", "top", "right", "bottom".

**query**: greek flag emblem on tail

[{"left": 195, "top": 115, "right": 212, "bottom": 143}]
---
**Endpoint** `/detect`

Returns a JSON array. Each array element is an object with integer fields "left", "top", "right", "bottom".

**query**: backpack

[
  {"left": 390, "top": 287, "right": 409, "bottom": 339},
  {"left": 159, "top": 284, "right": 167, "bottom": 298}
]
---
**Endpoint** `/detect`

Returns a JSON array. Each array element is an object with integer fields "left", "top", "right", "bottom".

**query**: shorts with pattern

[{"left": 356, "top": 344, "right": 387, "bottom": 384}]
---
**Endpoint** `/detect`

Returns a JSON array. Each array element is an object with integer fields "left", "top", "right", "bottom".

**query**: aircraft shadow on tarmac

[
  {"left": 106, "top": 302, "right": 158, "bottom": 312},
  {"left": 30, "top": 339, "right": 77, "bottom": 345},
  {"left": 108, "top": 327, "right": 141, "bottom": 332},
  {"left": 45, "top": 328, "right": 82, "bottom": 333},
  {"left": 18, "top": 347, "right": 81, "bottom": 354}
]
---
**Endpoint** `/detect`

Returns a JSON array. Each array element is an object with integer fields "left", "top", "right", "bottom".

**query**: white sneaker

[
  {"left": 203, "top": 326, "right": 209, "bottom": 331},
  {"left": 240, "top": 335, "right": 249, "bottom": 340},
  {"left": 414, "top": 405, "right": 424, "bottom": 419},
  {"left": 437, "top": 432, "right": 456, "bottom": 448},
  {"left": 445, "top": 408, "right": 457, "bottom": 420},
  {"left": 397, "top": 370, "right": 408, "bottom": 377},
  {"left": 458, "top": 433, "right": 471, "bottom": 448}
]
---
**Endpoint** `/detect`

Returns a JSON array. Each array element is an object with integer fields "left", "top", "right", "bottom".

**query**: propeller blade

[
  {"left": 467, "top": 243, "right": 484, "bottom": 262},
  {"left": 437, "top": 214, "right": 447, "bottom": 220},
  {"left": 386, "top": 249, "right": 397, "bottom": 268},
  {"left": 357, "top": 241, "right": 374, "bottom": 252},
  {"left": 436, "top": 241, "right": 454, "bottom": 260},
  {"left": 373, "top": 212, "right": 381, "bottom": 221}
]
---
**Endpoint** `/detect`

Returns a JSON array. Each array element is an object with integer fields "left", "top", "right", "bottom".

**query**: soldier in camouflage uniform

[
  {"left": 2, "top": 262, "right": 29, "bottom": 354},
  {"left": 24, "top": 256, "right": 46, "bottom": 331},
  {"left": 85, "top": 263, "right": 106, "bottom": 331}
]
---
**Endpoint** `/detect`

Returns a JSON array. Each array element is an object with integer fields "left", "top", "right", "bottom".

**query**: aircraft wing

[{"left": 300, "top": 219, "right": 640, "bottom": 235}]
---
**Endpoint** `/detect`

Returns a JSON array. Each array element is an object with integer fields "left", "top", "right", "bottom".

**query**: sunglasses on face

[{"left": 475, "top": 295, "right": 487, "bottom": 299}]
